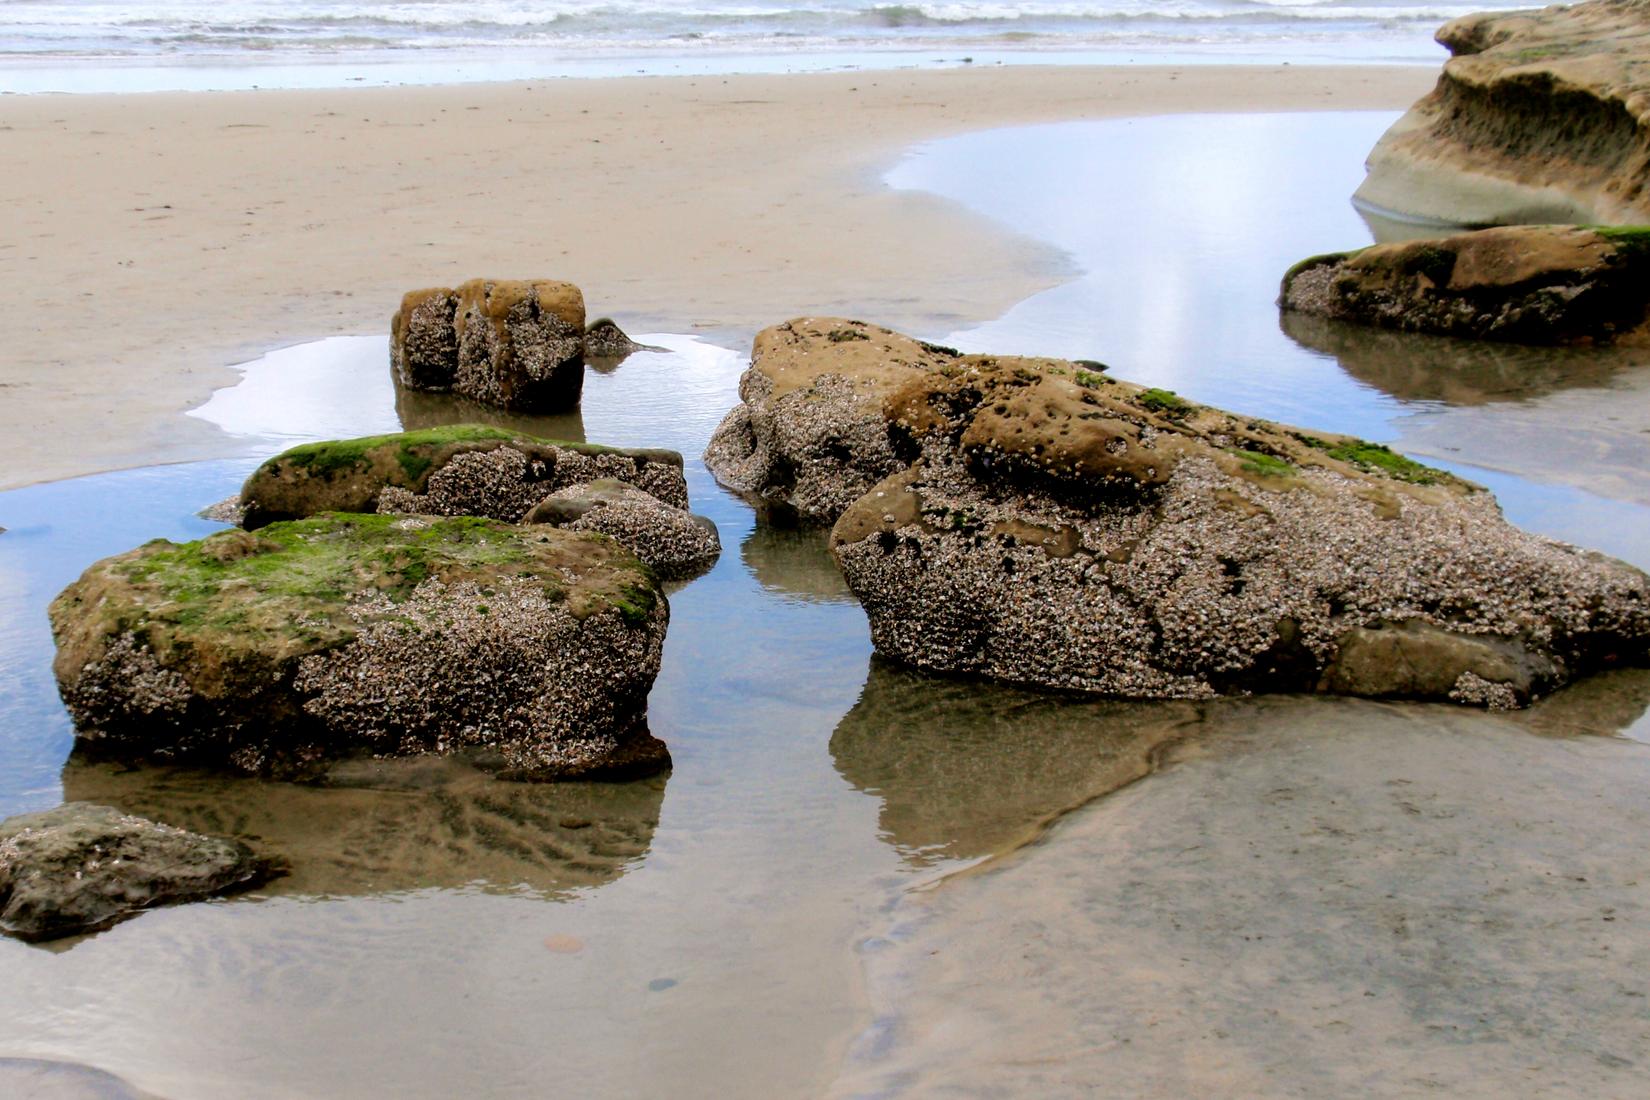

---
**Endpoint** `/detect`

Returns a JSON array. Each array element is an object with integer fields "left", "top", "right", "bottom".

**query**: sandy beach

[{"left": 0, "top": 63, "right": 1435, "bottom": 490}]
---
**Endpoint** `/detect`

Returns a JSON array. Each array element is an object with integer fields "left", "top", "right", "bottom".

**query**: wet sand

[{"left": 0, "top": 63, "right": 1436, "bottom": 490}]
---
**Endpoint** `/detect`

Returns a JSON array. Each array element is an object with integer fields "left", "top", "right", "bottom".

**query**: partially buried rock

[
  {"left": 711, "top": 318, "right": 1650, "bottom": 706},
  {"left": 392, "top": 279, "right": 586, "bottom": 412},
  {"left": 237, "top": 424, "right": 688, "bottom": 529},
  {"left": 584, "top": 317, "right": 662, "bottom": 362},
  {"left": 0, "top": 802, "right": 274, "bottom": 942},
  {"left": 1354, "top": 0, "right": 1650, "bottom": 226},
  {"left": 1281, "top": 225, "right": 1650, "bottom": 345},
  {"left": 49, "top": 514, "right": 670, "bottom": 779},
  {"left": 525, "top": 479, "right": 721, "bottom": 580}
]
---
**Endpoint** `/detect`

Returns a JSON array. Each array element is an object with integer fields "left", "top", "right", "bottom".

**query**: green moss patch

[
  {"left": 279, "top": 425, "right": 521, "bottom": 483},
  {"left": 1323, "top": 441, "right": 1443, "bottom": 484},
  {"left": 1136, "top": 388, "right": 1193, "bottom": 417},
  {"left": 1228, "top": 449, "right": 1295, "bottom": 478}
]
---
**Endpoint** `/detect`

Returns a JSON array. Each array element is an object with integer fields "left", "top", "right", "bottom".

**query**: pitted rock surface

[
  {"left": 712, "top": 319, "right": 1649, "bottom": 705},
  {"left": 525, "top": 479, "right": 721, "bottom": 580},
  {"left": 1281, "top": 225, "right": 1650, "bottom": 345},
  {"left": 50, "top": 514, "right": 670, "bottom": 779},
  {"left": 392, "top": 278, "right": 585, "bottom": 412},
  {"left": 1354, "top": 0, "right": 1650, "bottom": 225},
  {"left": 238, "top": 425, "right": 687, "bottom": 528},
  {"left": 0, "top": 802, "right": 274, "bottom": 942}
]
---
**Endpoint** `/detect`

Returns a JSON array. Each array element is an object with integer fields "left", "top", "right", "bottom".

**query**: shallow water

[{"left": 2, "top": 113, "right": 1649, "bottom": 1097}]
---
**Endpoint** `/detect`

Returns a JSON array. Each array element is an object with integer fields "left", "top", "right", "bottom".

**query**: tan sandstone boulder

[{"left": 1355, "top": 0, "right": 1650, "bottom": 226}]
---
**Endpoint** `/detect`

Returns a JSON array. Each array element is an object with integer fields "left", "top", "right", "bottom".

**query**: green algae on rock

[
  {"left": 49, "top": 513, "right": 670, "bottom": 780},
  {"left": 1353, "top": 0, "right": 1650, "bottom": 226},
  {"left": 1280, "top": 225, "right": 1650, "bottom": 345},
  {"left": 238, "top": 424, "right": 688, "bottom": 529},
  {"left": 0, "top": 802, "right": 277, "bottom": 942},
  {"left": 392, "top": 278, "right": 586, "bottom": 413},
  {"left": 708, "top": 318, "right": 1650, "bottom": 706}
]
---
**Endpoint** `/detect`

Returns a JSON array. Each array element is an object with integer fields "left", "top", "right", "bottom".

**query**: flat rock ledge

[
  {"left": 392, "top": 278, "right": 586, "bottom": 412},
  {"left": 1354, "top": 0, "right": 1650, "bottom": 226},
  {"left": 1280, "top": 225, "right": 1650, "bottom": 345},
  {"left": 712, "top": 318, "right": 1650, "bottom": 706},
  {"left": 0, "top": 802, "right": 275, "bottom": 942},
  {"left": 526, "top": 479, "right": 721, "bottom": 580},
  {"left": 49, "top": 514, "right": 670, "bottom": 780},
  {"left": 238, "top": 425, "right": 688, "bottom": 530}
]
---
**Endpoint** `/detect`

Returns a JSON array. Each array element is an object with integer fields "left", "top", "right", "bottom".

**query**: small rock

[
  {"left": 525, "top": 479, "right": 721, "bottom": 580},
  {"left": 0, "top": 802, "right": 276, "bottom": 942}
]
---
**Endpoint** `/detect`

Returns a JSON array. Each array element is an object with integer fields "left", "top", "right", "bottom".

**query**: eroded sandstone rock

[
  {"left": 710, "top": 318, "right": 1650, "bottom": 706},
  {"left": 1281, "top": 225, "right": 1650, "bottom": 344},
  {"left": 0, "top": 802, "right": 275, "bottom": 942},
  {"left": 525, "top": 479, "right": 721, "bottom": 580},
  {"left": 50, "top": 514, "right": 670, "bottom": 779},
  {"left": 238, "top": 425, "right": 687, "bottom": 529},
  {"left": 1355, "top": 0, "right": 1650, "bottom": 226},
  {"left": 391, "top": 279, "right": 586, "bottom": 412}
]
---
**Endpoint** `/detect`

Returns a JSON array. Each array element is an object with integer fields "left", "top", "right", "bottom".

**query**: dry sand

[{"left": 0, "top": 64, "right": 1435, "bottom": 490}]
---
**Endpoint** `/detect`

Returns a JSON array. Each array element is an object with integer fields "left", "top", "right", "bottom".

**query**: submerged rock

[
  {"left": 0, "top": 802, "right": 274, "bottom": 942},
  {"left": 391, "top": 279, "right": 586, "bottom": 412},
  {"left": 710, "top": 318, "right": 1650, "bottom": 706},
  {"left": 1355, "top": 0, "right": 1650, "bottom": 226},
  {"left": 525, "top": 479, "right": 721, "bottom": 580},
  {"left": 237, "top": 425, "right": 688, "bottom": 529},
  {"left": 49, "top": 514, "right": 670, "bottom": 780},
  {"left": 1281, "top": 225, "right": 1650, "bottom": 345}
]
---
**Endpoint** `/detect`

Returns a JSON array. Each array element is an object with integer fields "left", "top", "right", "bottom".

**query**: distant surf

[{"left": 0, "top": 0, "right": 1537, "bottom": 63}]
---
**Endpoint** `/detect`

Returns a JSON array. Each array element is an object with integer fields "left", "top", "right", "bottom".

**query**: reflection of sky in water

[{"left": 888, "top": 112, "right": 1412, "bottom": 439}]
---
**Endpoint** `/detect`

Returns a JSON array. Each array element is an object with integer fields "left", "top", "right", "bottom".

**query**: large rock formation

[
  {"left": 50, "top": 514, "right": 670, "bottom": 779},
  {"left": 0, "top": 802, "right": 274, "bottom": 942},
  {"left": 1280, "top": 225, "right": 1650, "bottom": 344},
  {"left": 1354, "top": 0, "right": 1650, "bottom": 226},
  {"left": 710, "top": 318, "right": 1650, "bottom": 707},
  {"left": 525, "top": 479, "right": 721, "bottom": 580},
  {"left": 392, "top": 279, "right": 586, "bottom": 412},
  {"left": 238, "top": 425, "right": 688, "bottom": 529}
]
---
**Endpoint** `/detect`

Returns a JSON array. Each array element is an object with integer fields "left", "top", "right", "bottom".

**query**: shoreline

[{"left": 0, "top": 63, "right": 1436, "bottom": 491}]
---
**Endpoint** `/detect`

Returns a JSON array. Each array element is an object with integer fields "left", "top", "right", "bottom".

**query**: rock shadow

[
  {"left": 62, "top": 752, "right": 666, "bottom": 900},
  {"left": 1281, "top": 311, "right": 1647, "bottom": 407},
  {"left": 829, "top": 659, "right": 1201, "bottom": 867},
  {"left": 739, "top": 521, "right": 855, "bottom": 605},
  {"left": 393, "top": 380, "right": 587, "bottom": 442}
]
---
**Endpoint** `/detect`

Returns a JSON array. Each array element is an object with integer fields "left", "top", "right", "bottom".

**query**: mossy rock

[
  {"left": 239, "top": 425, "right": 686, "bottom": 528},
  {"left": 49, "top": 514, "right": 669, "bottom": 780}
]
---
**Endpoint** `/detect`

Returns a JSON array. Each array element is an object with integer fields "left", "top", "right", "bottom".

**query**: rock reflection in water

[
  {"left": 62, "top": 753, "right": 665, "bottom": 898},
  {"left": 1517, "top": 666, "right": 1650, "bottom": 744},
  {"left": 830, "top": 660, "right": 1201, "bottom": 866},
  {"left": 739, "top": 522, "right": 855, "bottom": 605},
  {"left": 1280, "top": 311, "right": 1643, "bottom": 406},
  {"left": 393, "top": 381, "right": 587, "bottom": 443}
]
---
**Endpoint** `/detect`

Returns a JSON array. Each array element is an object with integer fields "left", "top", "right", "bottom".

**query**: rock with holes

[
  {"left": 1354, "top": 0, "right": 1650, "bottom": 226},
  {"left": 392, "top": 279, "right": 586, "bottom": 411},
  {"left": 49, "top": 514, "right": 670, "bottom": 780},
  {"left": 236, "top": 425, "right": 687, "bottom": 529},
  {"left": 1281, "top": 225, "right": 1650, "bottom": 345},
  {"left": 708, "top": 318, "right": 1650, "bottom": 705},
  {"left": 0, "top": 802, "right": 276, "bottom": 942},
  {"left": 525, "top": 479, "right": 721, "bottom": 580}
]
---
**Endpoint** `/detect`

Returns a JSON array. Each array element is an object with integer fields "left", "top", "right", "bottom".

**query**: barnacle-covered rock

[
  {"left": 709, "top": 317, "right": 1650, "bottom": 706},
  {"left": 1281, "top": 225, "right": 1650, "bottom": 345},
  {"left": 49, "top": 514, "right": 670, "bottom": 780},
  {"left": 391, "top": 279, "right": 585, "bottom": 412},
  {"left": 525, "top": 479, "right": 721, "bottom": 581},
  {"left": 237, "top": 425, "right": 687, "bottom": 529}
]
